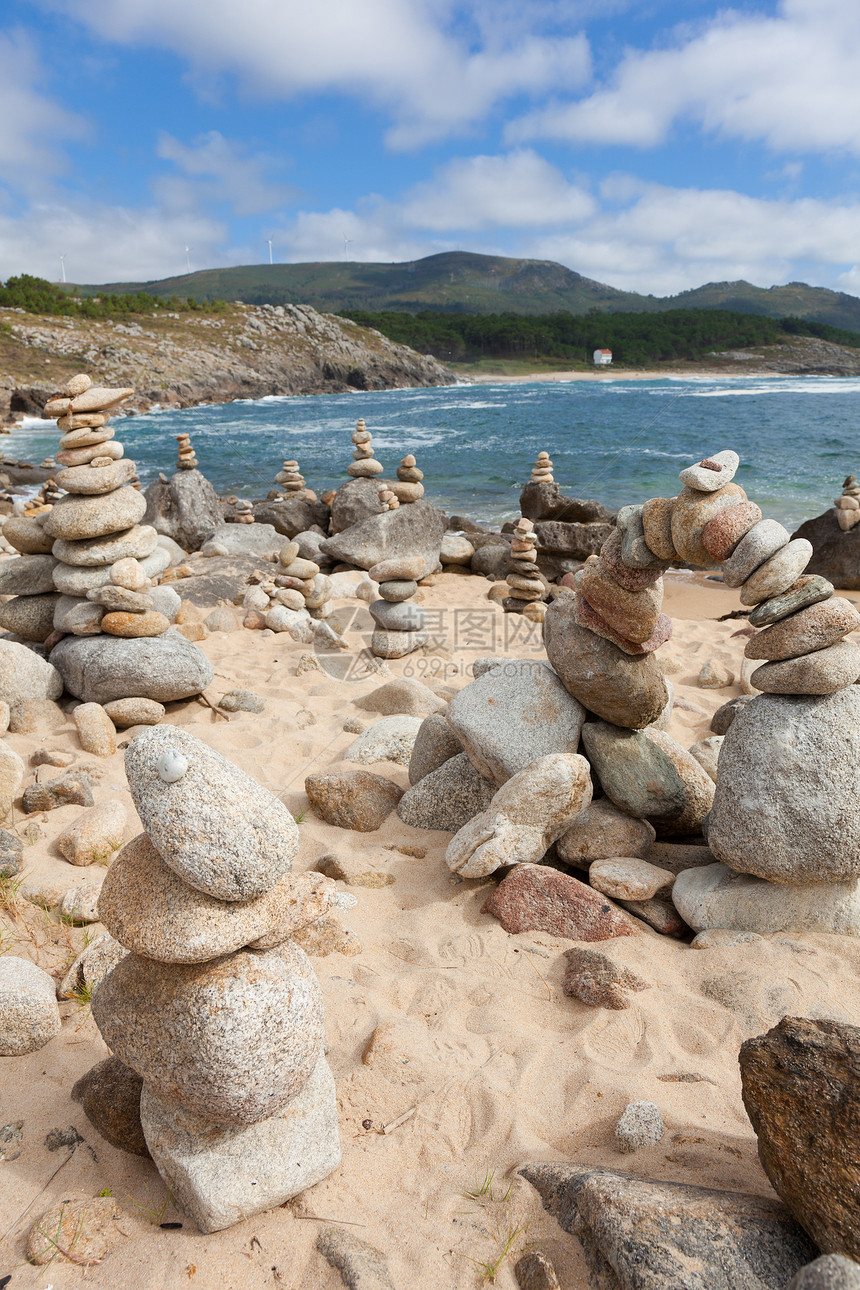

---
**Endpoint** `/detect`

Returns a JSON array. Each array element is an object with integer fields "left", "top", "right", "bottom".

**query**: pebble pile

[
  {"left": 531, "top": 451, "right": 554, "bottom": 484},
  {"left": 233, "top": 498, "right": 255, "bottom": 524},
  {"left": 347, "top": 418, "right": 383, "bottom": 479},
  {"left": 176, "top": 433, "right": 198, "bottom": 470},
  {"left": 505, "top": 517, "right": 547, "bottom": 622},
  {"left": 273, "top": 458, "right": 315, "bottom": 499},
  {"left": 84, "top": 726, "right": 344, "bottom": 1232},
  {"left": 834, "top": 474, "right": 860, "bottom": 532},
  {"left": 392, "top": 453, "right": 425, "bottom": 503},
  {"left": 244, "top": 540, "right": 334, "bottom": 627},
  {"left": 368, "top": 555, "right": 428, "bottom": 658},
  {"left": 376, "top": 485, "right": 400, "bottom": 512}
]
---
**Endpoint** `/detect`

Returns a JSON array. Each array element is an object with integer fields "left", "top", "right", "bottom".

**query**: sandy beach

[{"left": 3, "top": 566, "right": 859, "bottom": 1289}]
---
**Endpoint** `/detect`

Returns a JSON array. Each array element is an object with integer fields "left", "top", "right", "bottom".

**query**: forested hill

[
  {"left": 69, "top": 251, "right": 860, "bottom": 332},
  {"left": 344, "top": 308, "right": 860, "bottom": 367}
]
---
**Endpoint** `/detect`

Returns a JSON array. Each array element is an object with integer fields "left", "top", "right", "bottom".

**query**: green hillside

[{"left": 70, "top": 251, "right": 860, "bottom": 330}]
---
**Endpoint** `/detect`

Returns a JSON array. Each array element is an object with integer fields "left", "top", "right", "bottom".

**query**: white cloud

[
  {"left": 509, "top": 0, "right": 860, "bottom": 156},
  {"left": 50, "top": 0, "right": 590, "bottom": 146},
  {"left": 0, "top": 30, "right": 86, "bottom": 189},
  {"left": 155, "top": 131, "right": 297, "bottom": 217}
]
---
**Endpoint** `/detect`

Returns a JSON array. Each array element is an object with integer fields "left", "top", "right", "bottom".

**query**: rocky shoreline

[{"left": 0, "top": 301, "right": 454, "bottom": 425}]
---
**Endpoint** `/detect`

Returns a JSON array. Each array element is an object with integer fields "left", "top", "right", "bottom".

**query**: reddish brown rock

[
  {"left": 575, "top": 593, "right": 672, "bottom": 656},
  {"left": 482, "top": 864, "right": 636, "bottom": 940},
  {"left": 101, "top": 610, "right": 170, "bottom": 638},
  {"left": 702, "top": 500, "right": 763, "bottom": 561},
  {"left": 562, "top": 947, "right": 649, "bottom": 1008},
  {"left": 740, "top": 1016, "right": 860, "bottom": 1261},
  {"left": 671, "top": 482, "right": 747, "bottom": 567},
  {"left": 641, "top": 497, "right": 677, "bottom": 560},
  {"left": 599, "top": 529, "right": 663, "bottom": 592},
  {"left": 578, "top": 561, "right": 663, "bottom": 644}
]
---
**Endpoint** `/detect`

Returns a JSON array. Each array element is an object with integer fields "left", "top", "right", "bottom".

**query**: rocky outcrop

[
  {"left": 792, "top": 509, "right": 860, "bottom": 589},
  {"left": 143, "top": 470, "right": 225, "bottom": 551}
]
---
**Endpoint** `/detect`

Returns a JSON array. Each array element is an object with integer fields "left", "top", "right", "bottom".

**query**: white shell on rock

[{"left": 158, "top": 750, "right": 188, "bottom": 783}]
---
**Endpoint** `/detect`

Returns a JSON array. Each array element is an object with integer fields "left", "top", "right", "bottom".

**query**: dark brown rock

[
  {"left": 793, "top": 509, "right": 860, "bottom": 590},
  {"left": 520, "top": 481, "right": 616, "bottom": 525},
  {"left": 305, "top": 769, "right": 403, "bottom": 831},
  {"left": 72, "top": 1055, "right": 150, "bottom": 1157},
  {"left": 562, "top": 948, "right": 649, "bottom": 1009},
  {"left": 22, "top": 771, "right": 93, "bottom": 813},
  {"left": 740, "top": 1015, "right": 860, "bottom": 1261},
  {"left": 483, "top": 864, "right": 635, "bottom": 941}
]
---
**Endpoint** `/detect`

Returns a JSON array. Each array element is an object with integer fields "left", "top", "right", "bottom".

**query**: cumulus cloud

[
  {"left": 49, "top": 0, "right": 590, "bottom": 146},
  {"left": 155, "top": 131, "right": 297, "bottom": 217},
  {"left": 509, "top": 0, "right": 860, "bottom": 155},
  {"left": 0, "top": 30, "right": 86, "bottom": 189}
]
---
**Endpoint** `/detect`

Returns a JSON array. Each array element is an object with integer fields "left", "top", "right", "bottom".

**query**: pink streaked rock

[
  {"left": 575, "top": 593, "right": 672, "bottom": 656},
  {"left": 599, "top": 529, "right": 663, "bottom": 593},
  {"left": 483, "top": 864, "right": 636, "bottom": 940}
]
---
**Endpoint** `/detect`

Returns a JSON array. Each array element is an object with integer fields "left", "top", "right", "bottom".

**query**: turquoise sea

[{"left": 6, "top": 375, "right": 860, "bottom": 531}]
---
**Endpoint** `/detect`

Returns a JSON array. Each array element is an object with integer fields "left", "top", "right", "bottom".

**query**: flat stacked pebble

[
  {"left": 0, "top": 373, "right": 171, "bottom": 644},
  {"left": 391, "top": 453, "right": 425, "bottom": 504},
  {"left": 346, "top": 418, "right": 384, "bottom": 479},
  {"left": 834, "top": 473, "right": 860, "bottom": 532},
  {"left": 368, "top": 555, "right": 428, "bottom": 658},
  {"left": 175, "top": 434, "right": 198, "bottom": 470},
  {"left": 272, "top": 458, "right": 316, "bottom": 500},
  {"left": 376, "top": 485, "right": 400, "bottom": 512},
  {"left": 246, "top": 541, "right": 334, "bottom": 625},
  {"left": 530, "top": 451, "right": 554, "bottom": 483},
  {"left": 233, "top": 498, "right": 255, "bottom": 524},
  {"left": 505, "top": 517, "right": 547, "bottom": 622},
  {"left": 86, "top": 726, "right": 344, "bottom": 1232}
]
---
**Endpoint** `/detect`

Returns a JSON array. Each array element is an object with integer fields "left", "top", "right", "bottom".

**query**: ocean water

[{"left": 5, "top": 375, "right": 860, "bottom": 531}]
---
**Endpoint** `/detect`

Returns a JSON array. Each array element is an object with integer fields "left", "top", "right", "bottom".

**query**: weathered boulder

[
  {"left": 520, "top": 482, "right": 616, "bottom": 525},
  {"left": 740, "top": 1016, "right": 860, "bottom": 1262},
  {"left": 50, "top": 629, "right": 214, "bottom": 703},
  {"left": 329, "top": 476, "right": 396, "bottom": 533},
  {"left": 252, "top": 495, "right": 331, "bottom": 538},
  {"left": 143, "top": 469, "right": 224, "bottom": 551},
  {"left": 321, "top": 499, "right": 448, "bottom": 573},
  {"left": 793, "top": 508, "right": 860, "bottom": 590},
  {"left": 398, "top": 752, "right": 495, "bottom": 831},
  {"left": 200, "top": 522, "right": 283, "bottom": 558},
  {"left": 535, "top": 520, "right": 615, "bottom": 578},
  {"left": 0, "top": 640, "right": 62, "bottom": 707},
  {"left": 672, "top": 864, "right": 860, "bottom": 936}
]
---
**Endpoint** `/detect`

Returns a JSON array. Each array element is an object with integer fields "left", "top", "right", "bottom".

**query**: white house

[{"left": 593, "top": 348, "right": 613, "bottom": 366}]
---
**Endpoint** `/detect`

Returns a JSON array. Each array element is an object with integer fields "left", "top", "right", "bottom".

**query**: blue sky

[{"left": 2, "top": 0, "right": 860, "bottom": 295}]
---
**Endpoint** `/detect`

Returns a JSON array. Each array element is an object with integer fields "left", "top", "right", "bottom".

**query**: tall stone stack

[
  {"left": 505, "top": 517, "right": 548, "bottom": 621},
  {"left": 834, "top": 474, "right": 860, "bottom": 531},
  {"left": 85, "top": 727, "right": 343, "bottom": 1232},
  {"left": 176, "top": 434, "right": 198, "bottom": 470},
  {"left": 392, "top": 453, "right": 425, "bottom": 504},
  {"left": 347, "top": 419, "right": 383, "bottom": 479},
  {"left": 368, "top": 555, "right": 428, "bottom": 658},
  {"left": 531, "top": 451, "right": 554, "bottom": 484}
]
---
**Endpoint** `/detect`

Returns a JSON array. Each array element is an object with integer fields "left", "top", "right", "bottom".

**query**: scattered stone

[
  {"left": 73, "top": 701, "right": 117, "bottom": 757},
  {"left": 789, "top": 1256, "right": 860, "bottom": 1290},
  {"left": 0, "top": 639, "right": 62, "bottom": 707},
  {"left": 32, "top": 747, "right": 75, "bottom": 768},
  {"left": 27, "top": 1196, "right": 120, "bottom": 1267},
  {"left": 0, "top": 1120, "right": 23, "bottom": 1161},
  {"left": 620, "top": 894, "right": 689, "bottom": 937},
  {"left": 93, "top": 942, "right": 324, "bottom": 1124},
  {"left": 740, "top": 1017, "right": 860, "bottom": 1263},
  {"left": 688, "top": 735, "right": 722, "bottom": 783},
  {"left": 615, "top": 1101, "right": 664, "bottom": 1152},
  {"left": 219, "top": 689, "right": 265, "bottom": 714},
  {"left": 407, "top": 712, "right": 463, "bottom": 784},
  {"left": 0, "top": 956, "right": 61, "bottom": 1055},
  {"left": 57, "top": 799, "right": 127, "bottom": 865},
  {"left": 698, "top": 658, "right": 734, "bottom": 688},
  {"left": 710, "top": 694, "right": 754, "bottom": 734},
  {"left": 0, "top": 828, "right": 23, "bottom": 877},
  {"left": 72, "top": 1055, "right": 149, "bottom": 1156},
  {"left": 8, "top": 697, "right": 67, "bottom": 734},
  {"left": 305, "top": 769, "right": 403, "bottom": 832},
  {"left": 709, "top": 689, "right": 860, "bottom": 882},
  {"left": 317, "top": 853, "right": 394, "bottom": 887},
  {"left": 447, "top": 754, "right": 592, "bottom": 878},
  {"left": 557, "top": 800, "right": 656, "bottom": 866},
  {"left": 354, "top": 677, "right": 446, "bottom": 717},
  {"left": 342, "top": 715, "right": 364, "bottom": 734},
  {"left": 316, "top": 1225, "right": 397, "bottom": 1290},
  {"left": 544, "top": 603, "right": 668, "bottom": 730},
  {"left": 57, "top": 931, "right": 127, "bottom": 999},
  {"left": 22, "top": 770, "right": 93, "bottom": 814},
  {"left": 102, "top": 697, "right": 165, "bottom": 727},
  {"left": 344, "top": 715, "right": 423, "bottom": 766},
  {"left": 50, "top": 630, "right": 214, "bottom": 703},
  {"left": 397, "top": 752, "right": 496, "bottom": 832},
  {"left": 562, "top": 948, "right": 649, "bottom": 1009},
  {"left": 483, "top": 864, "right": 634, "bottom": 940},
  {"left": 589, "top": 858, "right": 674, "bottom": 901},
  {"left": 58, "top": 882, "right": 102, "bottom": 923},
  {"left": 296, "top": 652, "right": 323, "bottom": 675},
  {"left": 125, "top": 725, "right": 299, "bottom": 900},
  {"left": 673, "top": 864, "right": 860, "bottom": 936},
  {"left": 520, "top": 1162, "right": 815, "bottom": 1290},
  {"left": 514, "top": 1249, "right": 561, "bottom": 1290}
]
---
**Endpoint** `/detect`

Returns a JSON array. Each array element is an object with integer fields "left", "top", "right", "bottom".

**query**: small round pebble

[
  {"left": 220, "top": 690, "right": 266, "bottom": 714},
  {"left": 615, "top": 1101, "right": 664, "bottom": 1153}
]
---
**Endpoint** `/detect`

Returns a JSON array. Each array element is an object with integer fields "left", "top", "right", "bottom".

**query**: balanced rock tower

[
  {"left": 347, "top": 419, "right": 384, "bottom": 478},
  {"left": 272, "top": 458, "right": 316, "bottom": 501},
  {"left": 176, "top": 433, "right": 198, "bottom": 470},
  {"left": 834, "top": 474, "right": 860, "bottom": 532},
  {"left": 392, "top": 453, "right": 425, "bottom": 504},
  {"left": 505, "top": 517, "right": 548, "bottom": 621},
  {"left": 88, "top": 726, "right": 344, "bottom": 1232},
  {"left": 368, "top": 554, "right": 428, "bottom": 658},
  {"left": 531, "top": 451, "right": 554, "bottom": 484}
]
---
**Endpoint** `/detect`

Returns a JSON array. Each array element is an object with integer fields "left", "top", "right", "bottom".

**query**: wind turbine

[
  {"left": 343, "top": 233, "right": 353, "bottom": 258},
  {"left": 59, "top": 254, "right": 66, "bottom": 284},
  {"left": 185, "top": 246, "right": 191, "bottom": 274},
  {"left": 267, "top": 239, "right": 273, "bottom": 265}
]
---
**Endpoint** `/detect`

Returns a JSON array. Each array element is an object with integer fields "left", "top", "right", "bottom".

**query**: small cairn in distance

[
  {"left": 368, "top": 555, "right": 428, "bottom": 658},
  {"left": 531, "top": 451, "right": 554, "bottom": 484},
  {"left": 377, "top": 485, "right": 399, "bottom": 512},
  {"left": 176, "top": 433, "right": 198, "bottom": 470},
  {"left": 392, "top": 453, "right": 425, "bottom": 504},
  {"left": 505, "top": 517, "right": 547, "bottom": 622},
  {"left": 233, "top": 499, "right": 255, "bottom": 524},
  {"left": 347, "top": 419, "right": 384, "bottom": 478},
  {"left": 834, "top": 474, "right": 860, "bottom": 531},
  {"left": 271, "top": 458, "right": 316, "bottom": 501}
]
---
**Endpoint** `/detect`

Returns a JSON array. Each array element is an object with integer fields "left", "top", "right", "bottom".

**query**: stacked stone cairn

[
  {"left": 85, "top": 726, "right": 344, "bottom": 1232},
  {"left": 530, "top": 451, "right": 554, "bottom": 484},
  {"left": 244, "top": 540, "right": 333, "bottom": 627},
  {"left": 0, "top": 373, "right": 174, "bottom": 645},
  {"left": 176, "top": 433, "right": 198, "bottom": 470},
  {"left": 272, "top": 457, "right": 316, "bottom": 500},
  {"left": 834, "top": 474, "right": 860, "bottom": 532},
  {"left": 377, "top": 485, "right": 399, "bottom": 512},
  {"left": 233, "top": 498, "right": 255, "bottom": 524},
  {"left": 368, "top": 555, "right": 428, "bottom": 658},
  {"left": 505, "top": 517, "right": 547, "bottom": 622},
  {"left": 347, "top": 418, "right": 383, "bottom": 479},
  {"left": 392, "top": 453, "right": 425, "bottom": 503}
]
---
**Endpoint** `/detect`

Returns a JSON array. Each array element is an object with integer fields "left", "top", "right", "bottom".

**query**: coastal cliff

[{"left": 0, "top": 301, "right": 454, "bottom": 423}]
